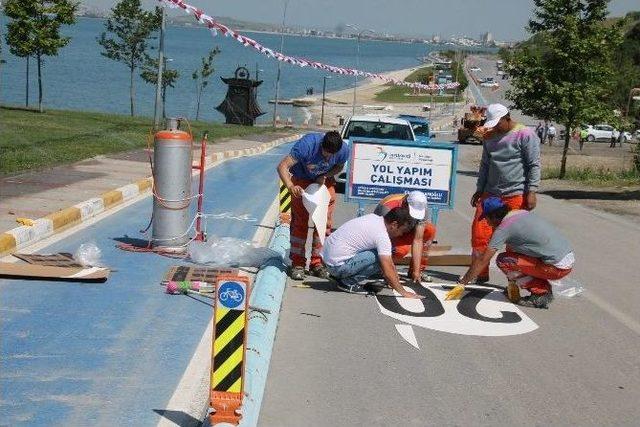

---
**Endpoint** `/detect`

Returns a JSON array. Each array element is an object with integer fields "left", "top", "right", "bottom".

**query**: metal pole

[
  {"left": 352, "top": 34, "right": 359, "bottom": 115},
  {"left": 153, "top": 6, "right": 166, "bottom": 129},
  {"left": 321, "top": 76, "right": 327, "bottom": 126},
  {"left": 272, "top": 0, "right": 288, "bottom": 128}
]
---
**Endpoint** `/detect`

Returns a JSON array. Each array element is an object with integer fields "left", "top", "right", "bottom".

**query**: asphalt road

[{"left": 260, "top": 144, "right": 640, "bottom": 425}]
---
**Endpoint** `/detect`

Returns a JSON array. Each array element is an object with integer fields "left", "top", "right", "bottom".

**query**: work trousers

[
  {"left": 496, "top": 251, "right": 572, "bottom": 295},
  {"left": 326, "top": 250, "right": 381, "bottom": 288},
  {"left": 471, "top": 193, "right": 526, "bottom": 279},
  {"left": 390, "top": 223, "right": 437, "bottom": 271},
  {"left": 289, "top": 177, "right": 336, "bottom": 269}
]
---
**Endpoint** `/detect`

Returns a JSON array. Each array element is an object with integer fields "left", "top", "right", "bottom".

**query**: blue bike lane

[{"left": 0, "top": 143, "right": 291, "bottom": 426}]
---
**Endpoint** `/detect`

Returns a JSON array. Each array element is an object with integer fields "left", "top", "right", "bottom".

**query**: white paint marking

[{"left": 395, "top": 324, "right": 420, "bottom": 350}]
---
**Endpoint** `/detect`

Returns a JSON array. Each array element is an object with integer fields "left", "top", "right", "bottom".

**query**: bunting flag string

[{"left": 160, "top": 0, "right": 460, "bottom": 91}]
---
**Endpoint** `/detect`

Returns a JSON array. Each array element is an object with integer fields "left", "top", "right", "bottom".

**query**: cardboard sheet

[
  {"left": 163, "top": 266, "right": 239, "bottom": 283},
  {"left": 0, "top": 262, "right": 110, "bottom": 282},
  {"left": 13, "top": 253, "right": 83, "bottom": 268}
]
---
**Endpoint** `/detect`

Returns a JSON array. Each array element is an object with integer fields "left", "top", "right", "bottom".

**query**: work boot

[
  {"left": 336, "top": 281, "right": 370, "bottom": 295},
  {"left": 288, "top": 266, "right": 305, "bottom": 281},
  {"left": 506, "top": 281, "right": 520, "bottom": 303},
  {"left": 518, "top": 292, "right": 554, "bottom": 309},
  {"left": 310, "top": 265, "right": 331, "bottom": 279}
]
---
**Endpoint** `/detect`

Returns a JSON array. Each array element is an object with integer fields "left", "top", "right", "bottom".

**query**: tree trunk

[
  {"left": 25, "top": 57, "right": 30, "bottom": 107},
  {"left": 129, "top": 65, "right": 135, "bottom": 116},
  {"left": 37, "top": 53, "right": 43, "bottom": 113},
  {"left": 559, "top": 122, "right": 572, "bottom": 179}
]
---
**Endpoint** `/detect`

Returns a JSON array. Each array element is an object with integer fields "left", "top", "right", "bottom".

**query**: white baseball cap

[
  {"left": 483, "top": 103, "right": 509, "bottom": 128},
  {"left": 406, "top": 191, "right": 427, "bottom": 220}
]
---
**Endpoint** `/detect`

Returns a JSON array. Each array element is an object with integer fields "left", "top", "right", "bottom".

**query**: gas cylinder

[{"left": 151, "top": 118, "right": 193, "bottom": 252}]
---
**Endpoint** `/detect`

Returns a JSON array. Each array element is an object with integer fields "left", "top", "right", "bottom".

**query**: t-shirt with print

[
  {"left": 289, "top": 133, "right": 349, "bottom": 181},
  {"left": 488, "top": 210, "right": 573, "bottom": 265},
  {"left": 321, "top": 214, "right": 392, "bottom": 267}
]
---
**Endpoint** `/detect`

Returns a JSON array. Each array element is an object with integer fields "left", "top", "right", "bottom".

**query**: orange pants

[
  {"left": 471, "top": 193, "right": 526, "bottom": 279},
  {"left": 496, "top": 251, "right": 572, "bottom": 295},
  {"left": 289, "top": 177, "right": 336, "bottom": 268},
  {"left": 391, "top": 223, "right": 437, "bottom": 271}
]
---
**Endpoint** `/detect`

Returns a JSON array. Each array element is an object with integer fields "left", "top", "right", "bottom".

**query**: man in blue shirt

[{"left": 277, "top": 131, "right": 349, "bottom": 280}]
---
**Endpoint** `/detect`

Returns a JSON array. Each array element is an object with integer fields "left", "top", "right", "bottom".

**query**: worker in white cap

[
  {"left": 373, "top": 191, "right": 436, "bottom": 283},
  {"left": 470, "top": 103, "right": 541, "bottom": 284}
]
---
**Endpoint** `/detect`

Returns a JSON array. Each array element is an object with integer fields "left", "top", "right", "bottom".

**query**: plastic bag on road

[
  {"left": 73, "top": 242, "right": 104, "bottom": 267},
  {"left": 550, "top": 277, "right": 585, "bottom": 298},
  {"left": 188, "top": 236, "right": 281, "bottom": 267}
]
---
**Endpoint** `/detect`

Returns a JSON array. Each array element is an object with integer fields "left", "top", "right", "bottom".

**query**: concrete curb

[
  {"left": 239, "top": 217, "right": 290, "bottom": 427},
  {"left": 0, "top": 134, "right": 301, "bottom": 256}
]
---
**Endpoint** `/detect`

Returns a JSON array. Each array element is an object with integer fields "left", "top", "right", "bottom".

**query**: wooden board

[
  {"left": 13, "top": 253, "right": 83, "bottom": 268},
  {"left": 163, "top": 266, "right": 239, "bottom": 283},
  {"left": 0, "top": 262, "right": 110, "bottom": 282},
  {"left": 395, "top": 245, "right": 471, "bottom": 267}
]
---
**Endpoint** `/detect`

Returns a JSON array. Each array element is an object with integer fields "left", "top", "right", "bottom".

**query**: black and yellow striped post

[
  {"left": 209, "top": 275, "right": 250, "bottom": 426},
  {"left": 279, "top": 180, "right": 291, "bottom": 214}
]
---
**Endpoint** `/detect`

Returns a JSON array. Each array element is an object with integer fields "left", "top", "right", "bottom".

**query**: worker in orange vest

[{"left": 277, "top": 131, "right": 349, "bottom": 280}]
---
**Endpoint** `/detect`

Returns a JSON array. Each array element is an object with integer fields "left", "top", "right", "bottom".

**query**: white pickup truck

[{"left": 335, "top": 115, "right": 416, "bottom": 193}]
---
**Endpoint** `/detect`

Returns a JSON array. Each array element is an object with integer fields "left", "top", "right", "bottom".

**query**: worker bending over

[
  {"left": 471, "top": 103, "right": 540, "bottom": 283},
  {"left": 374, "top": 191, "right": 436, "bottom": 283},
  {"left": 277, "top": 131, "right": 349, "bottom": 281},
  {"left": 447, "top": 197, "right": 575, "bottom": 309},
  {"left": 321, "top": 208, "right": 423, "bottom": 299}
]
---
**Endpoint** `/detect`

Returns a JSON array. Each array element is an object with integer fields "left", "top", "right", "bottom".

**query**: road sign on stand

[
  {"left": 210, "top": 275, "right": 250, "bottom": 426},
  {"left": 345, "top": 139, "right": 458, "bottom": 225}
]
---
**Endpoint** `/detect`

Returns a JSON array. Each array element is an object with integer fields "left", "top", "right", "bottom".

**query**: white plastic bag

[
  {"left": 188, "top": 236, "right": 281, "bottom": 267},
  {"left": 549, "top": 277, "right": 585, "bottom": 298},
  {"left": 73, "top": 242, "right": 104, "bottom": 267}
]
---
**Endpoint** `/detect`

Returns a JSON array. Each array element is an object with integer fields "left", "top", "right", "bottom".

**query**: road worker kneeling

[{"left": 446, "top": 197, "right": 575, "bottom": 309}]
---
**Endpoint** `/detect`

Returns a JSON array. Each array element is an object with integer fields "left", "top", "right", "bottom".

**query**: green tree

[
  {"left": 4, "top": 0, "right": 78, "bottom": 112},
  {"left": 191, "top": 47, "right": 220, "bottom": 121},
  {"left": 97, "top": 0, "right": 161, "bottom": 116},
  {"left": 506, "top": 0, "right": 624, "bottom": 178},
  {"left": 140, "top": 58, "right": 179, "bottom": 120}
]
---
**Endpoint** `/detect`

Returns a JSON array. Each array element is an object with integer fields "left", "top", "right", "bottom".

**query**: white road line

[{"left": 395, "top": 324, "right": 420, "bottom": 350}]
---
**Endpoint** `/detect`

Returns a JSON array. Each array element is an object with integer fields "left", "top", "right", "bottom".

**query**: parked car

[
  {"left": 335, "top": 115, "right": 416, "bottom": 193},
  {"left": 469, "top": 66, "right": 481, "bottom": 72},
  {"left": 397, "top": 114, "right": 433, "bottom": 143},
  {"left": 480, "top": 77, "right": 499, "bottom": 88},
  {"left": 584, "top": 124, "right": 627, "bottom": 142}
]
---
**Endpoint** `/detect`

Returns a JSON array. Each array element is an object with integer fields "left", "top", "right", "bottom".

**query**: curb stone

[{"left": 0, "top": 134, "right": 301, "bottom": 256}]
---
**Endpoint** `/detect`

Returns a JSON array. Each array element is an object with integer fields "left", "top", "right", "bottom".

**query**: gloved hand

[{"left": 444, "top": 284, "right": 466, "bottom": 300}]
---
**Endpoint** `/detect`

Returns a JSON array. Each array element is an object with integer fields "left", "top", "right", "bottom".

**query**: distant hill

[{"left": 167, "top": 14, "right": 294, "bottom": 33}]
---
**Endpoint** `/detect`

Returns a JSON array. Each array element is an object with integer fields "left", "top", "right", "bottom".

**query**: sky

[{"left": 83, "top": 0, "right": 640, "bottom": 41}]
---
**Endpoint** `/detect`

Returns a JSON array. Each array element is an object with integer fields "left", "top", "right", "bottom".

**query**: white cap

[
  {"left": 406, "top": 191, "right": 427, "bottom": 220},
  {"left": 483, "top": 103, "right": 509, "bottom": 128}
]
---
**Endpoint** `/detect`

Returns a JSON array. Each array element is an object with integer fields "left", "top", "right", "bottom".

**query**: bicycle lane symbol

[
  {"left": 375, "top": 282, "right": 538, "bottom": 338},
  {"left": 218, "top": 281, "right": 246, "bottom": 309}
]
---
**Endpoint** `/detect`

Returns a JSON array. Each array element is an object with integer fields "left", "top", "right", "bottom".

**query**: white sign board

[{"left": 348, "top": 141, "right": 455, "bottom": 207}]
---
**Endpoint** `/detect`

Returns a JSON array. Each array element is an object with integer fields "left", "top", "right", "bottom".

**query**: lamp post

[
  {"left": 321, "top": 75, "right": 331, "bottom": 126},
  {"left": 153, "top": 5, "right": 166, "bottom": 129},
  {"left": 345, "top": 24, "right": 375, "bottom": 115},
  {"left": 272, "top": 0, "right": 289, "bottom": 127}
]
